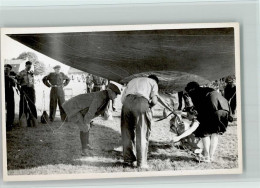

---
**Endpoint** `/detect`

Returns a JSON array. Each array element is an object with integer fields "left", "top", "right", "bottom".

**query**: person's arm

[
  {"left": 172, "top": 120, "right": 200, "bottom": 143},
  {"left": 62, "top": 73, "right": 70, "bottom": 87},
  {"left": 121, "top": 86, "right": 128, "bottom": 104},
  {"left": 157, "top": 95, "right": 174, "bottom": 112},
  {"left": 83, "top": 97, "right": 99, "bottom": 124},
  {"left": 149, "top": 81, "right": 159, "bottom": 108},
  {"left": 149, "top": 95, "right": 158, "bottom": 108},
  {"left": 42, "top": 74, "right": 52, "bottom": 87}
]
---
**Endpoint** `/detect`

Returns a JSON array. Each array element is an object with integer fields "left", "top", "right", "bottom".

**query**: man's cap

[
  {"left": 225, "top": 76, "right": 234, "bottom": 83},
  {"left": 108, "top": 83, "right": 121, "bottom": 95},
  {"left": 25, "top": 61, "right": 32, "bottom": 65},
  {"left": 4, "top": 64, "right": 12, "bottom": 70},
  {"left": 53, "top": 65, "right": 61, "bottom": 69}
]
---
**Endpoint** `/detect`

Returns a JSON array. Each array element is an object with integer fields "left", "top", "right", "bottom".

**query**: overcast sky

[{"left": 2, "top": 35, "right": 70, "bottom": 73}]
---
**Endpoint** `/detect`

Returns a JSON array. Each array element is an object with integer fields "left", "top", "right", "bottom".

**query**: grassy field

[
  {"left": 7, "top": 79, "right": 239, "bottom": 175},
  {"left": 6, "top": 107, "right": 239, "bottom": 175}
]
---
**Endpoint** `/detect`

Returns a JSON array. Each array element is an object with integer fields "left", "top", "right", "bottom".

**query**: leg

[
  {"left": 19, "top": 88, "right": 25, "bottom": 119},
  {"left": 57, "top": 88, "right": 66, "bottom": 121},
  {"left": 135, "top": 110, "right": 152, "bottom": 168},
  {"left": 201, "top": 136, "right": 211, "bottom": 161},
  {"left": 49, "top": 88, "right": 57, "bottom": 121},
  {"left": 28, "top": 88, "right": 37, "bottom": 118},
  {"left": 80, "top": 130, "right": 93, "bottom": 156},
  {"left": 121, "top": 105, "right": 137, "bottom": 164},
  {"left": 209, "top": 133, "right": 219, "bottom": 161},
  {"left": 6, "top": 93, "right": 15, "bottom": 131}
]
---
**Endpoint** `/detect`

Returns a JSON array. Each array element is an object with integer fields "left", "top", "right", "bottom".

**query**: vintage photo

[{"left": 1, "top": 23, "right": 242, "bottom": 181}]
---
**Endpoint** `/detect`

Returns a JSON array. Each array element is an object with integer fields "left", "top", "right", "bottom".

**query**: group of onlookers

[{"left": 4, "top": 62, "right": 71, "bottom": 130}]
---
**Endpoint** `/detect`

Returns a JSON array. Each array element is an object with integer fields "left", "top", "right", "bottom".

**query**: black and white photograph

[{"left": 1, "top": 23, "right": 242, "bottom": 181}]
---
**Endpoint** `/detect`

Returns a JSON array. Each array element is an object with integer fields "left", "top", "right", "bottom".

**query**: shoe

[
  {"left": 196, "top": 155, "right": 211, "bottom": 163},
  {"left": 123, "top": 161, "right": 137, "bottom": 168},
  {"left": 138, "top": 164, "right": 149, "bottom": 169},
  {"left": 86, "top": 144, "right": 93, "bottom": 150},
  {"left": 81, "top": 149, "right": 93, "bottom": 156}
]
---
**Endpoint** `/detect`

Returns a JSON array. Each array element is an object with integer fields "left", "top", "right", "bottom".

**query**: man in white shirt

[{"left": 121, "top": 75, "right": 159, "bottom": 169}]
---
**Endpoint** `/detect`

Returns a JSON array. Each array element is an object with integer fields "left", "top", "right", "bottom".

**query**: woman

[{"left": 173, "top": 81, "right": 231, "bottom": 162}]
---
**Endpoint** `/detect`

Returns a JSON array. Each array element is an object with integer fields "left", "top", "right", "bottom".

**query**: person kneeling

[{"left": 172, "top": 107, "right": 214, "bottom": 163}]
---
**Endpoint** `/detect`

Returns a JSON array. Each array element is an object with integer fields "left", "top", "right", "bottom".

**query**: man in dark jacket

[
  {"left": 62, "top": 83, "right": 121, "bottom": 156},
  {"left": 224, "top": 77, "right": 236, "bottom": 115},
  {"left": 4, "top": 64, "right": 16, "bottom": 131},
  {"left": 16, "top": 61, "right": 38, "bottom": 127},
  {"left": 42, "top": 65, "right": 70, "bottom": 122}
]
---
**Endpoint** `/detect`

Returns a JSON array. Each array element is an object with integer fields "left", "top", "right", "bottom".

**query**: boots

[{"left": 80, "top": 131, "right": 93, "bottom": 156}]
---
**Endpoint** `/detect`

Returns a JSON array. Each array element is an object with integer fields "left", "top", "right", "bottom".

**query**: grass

[{"left": 6, "top": 108, "right": 239, "bottom": 175}]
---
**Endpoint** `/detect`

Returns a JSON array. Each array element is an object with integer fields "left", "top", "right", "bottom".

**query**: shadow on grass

[
  {"left": 149, "top": 140, "right": 172, "bottom": 153},
  {"left": 6, "top": 120, "right": 122, "bottom": 171}
]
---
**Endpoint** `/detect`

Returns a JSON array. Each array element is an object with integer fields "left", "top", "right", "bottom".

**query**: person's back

[{"left": 121, "top": 77, "right": 158, "bottom": 103}]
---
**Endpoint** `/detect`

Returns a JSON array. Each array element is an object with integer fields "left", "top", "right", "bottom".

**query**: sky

[{"left": 2, "top": 35, "right": 70, "bottom": 73}]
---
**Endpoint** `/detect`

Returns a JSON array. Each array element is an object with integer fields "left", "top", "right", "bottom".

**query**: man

[
  {"left": 42, "top": 65, "right": 70, "bottom": 122},
  {"left": 121, "top": 75, "right": 159, "bottom": 169},
  {"left": 224, "top": 77, "right": 236, "bottom": 115},
  {"left": 16, "top": 61, "right": 38, "bottom": 127},
  {"left": 4, "top": 64, "right": 16, "bottom": 131},
  {"left": 62, "top": 83, "right": 121, "bottom": 156},
  {"left": 85, "top": 74, "right": 94, "bottom": 93},
  {"left": 92, "top": 75, "right": 104, "bottom": 92}
]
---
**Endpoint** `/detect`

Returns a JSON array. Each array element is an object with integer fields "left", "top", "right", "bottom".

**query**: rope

[{"left": 22, "top": 90, "right": 67, "bottom": 134}]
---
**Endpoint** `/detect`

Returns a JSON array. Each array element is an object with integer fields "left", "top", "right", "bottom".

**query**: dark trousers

[
  {"left": 121, "top": 95, "right": 152, "bottom": 166},
  {"left": 50, "top": 87, "right": 66, "bottom": 121},
  {"left": 5, "top": 91, "right": 15, "bottom": 129},
  {"left": 93, "top": 85, "right": 102, "bottom": 92},
  {"left": 86, "top": 86, "right": 92, "bottom": 93},
  {"left": 19, "top": 86, "right": 37, "bottom": 120},
  {"left": 230, "top": 97, "right": 237, "bottom": 115}
]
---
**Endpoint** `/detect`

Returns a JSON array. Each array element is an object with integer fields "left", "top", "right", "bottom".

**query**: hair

[
  {"left": 25, "top": 61, "right": 32, "bottom": 65},
  {"left": 148, "top": 74, "right": 159, "bottom": 84},
  {"left": 185, "top": 81, "right": 200, "bottom": 92}
]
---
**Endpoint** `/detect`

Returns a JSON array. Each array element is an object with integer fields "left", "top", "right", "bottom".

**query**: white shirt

[{"left": 121, "top": 77, "right": 159, "bottom": 103}]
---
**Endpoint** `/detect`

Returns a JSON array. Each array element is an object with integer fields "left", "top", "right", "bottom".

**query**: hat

[
  {"left": 25, "top": 61, "right": 32, "bottom": 65},
  {"left": 108, "top": 83, "right": 121, "bottom": 95},
  {"left": 225, "top": 76, "right": 234, "bottom": 83},
  {"left": 53, "top": 65, "right": 61, "bottom": 69},
  {"left": 4, "top": 64, "right": 12, "bottom": 70}
]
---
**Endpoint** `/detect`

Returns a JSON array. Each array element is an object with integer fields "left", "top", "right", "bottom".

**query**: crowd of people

[{"left": 4, "top": 61, "right": 237, "bottom": 169}]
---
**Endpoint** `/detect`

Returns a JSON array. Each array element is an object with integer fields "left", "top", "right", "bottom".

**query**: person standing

[
  {"left": 85, "top": 74, "right": 94, "bottom": 93},
  {"left": 16, "top": 61, "right": 38, "bottom": 127},
  {"left": 224, "top": 77, "right": 236, "bottom": 115},
  {"left": 42, "top": 65, "right": 70, "bottom": 122},
  {"left": 92, "top": 75, "right": 103, "bottom": 92},
  {"left": 121, "top": 75, "right": 159, "bottom": 169},
  {"left": 62, "top": 83, "right": 121, "bottom": 156},
  {"left": 4, "top": 64, "right": 16, "bottom": 131}
]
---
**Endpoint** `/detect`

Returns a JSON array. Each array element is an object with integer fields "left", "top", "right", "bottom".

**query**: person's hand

[
  {"left": 90, "top": 121, "right": 95, "bottom": 128},
  {"left": 171, "top": 136, "right": 181, "bottom": 144}
]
